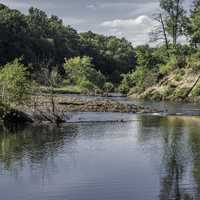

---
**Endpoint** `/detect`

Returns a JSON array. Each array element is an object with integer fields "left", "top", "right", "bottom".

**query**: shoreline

[{"left": 1, "top": 95, "right": 160, "bottom": 125}]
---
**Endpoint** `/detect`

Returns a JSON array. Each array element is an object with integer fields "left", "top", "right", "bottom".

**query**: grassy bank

[{"left": 128, "top": 66, "right": 200, "bottom": 103}]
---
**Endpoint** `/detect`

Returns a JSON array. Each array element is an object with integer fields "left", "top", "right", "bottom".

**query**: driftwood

[
  {"left": 183, "top": 74, "right": 200, "bottom": 99},
  {"left": 0, "top": 96, "right": 161, "bottom": 126}
]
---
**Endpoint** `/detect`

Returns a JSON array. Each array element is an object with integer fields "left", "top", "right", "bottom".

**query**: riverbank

[
  {"left": 128, "top": 68, "right": 200, "bottom": 103},
  {"left": 0, "top": 95, "right": 160, "bottom": 125}
]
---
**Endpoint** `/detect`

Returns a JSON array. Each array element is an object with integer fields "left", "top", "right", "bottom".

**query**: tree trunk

[
  {"left": 183, "top": 74, "right": 200, "bottom": 99},
  {"left": 160, "top": 13, "right": 170, "bottom": 56},
  {"left": 174, "top": 0, "right": 180, "bottom": 47}
]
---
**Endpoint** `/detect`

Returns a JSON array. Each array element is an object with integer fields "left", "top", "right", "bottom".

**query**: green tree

[
  {"left": 186, "top": 0, "right": 200, "bottom": 47},
  {"left": 0, "top": 59, "right": 32, "bottom": 105},
  {"left": 159, "top": 0, "right": 187, "bottom": 47},
  {"left": 103, "top": 82, "right": 114, "bottom": 94},
  {"left": 64, "top": 56, "right": 106, "bottom": 90},
  {"left": 0, "top": 4, "right": 30, "bottom": 64},
  {"left": 80, "top": 32, "right": 136, "bottom": 83}
]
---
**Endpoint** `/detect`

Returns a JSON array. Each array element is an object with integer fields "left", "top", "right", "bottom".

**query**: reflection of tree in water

[
  {"left": 138, "top": 116, "right": 196, "bottom": 200},
  {"left": 188, "top": 125, "right": 200, "bottom": 199},
  {"left": 0, "top": 123, "right": 78, "bottom": 179},
  {"left": 160, "top": 122, "right": 184, "bottom": 199}
]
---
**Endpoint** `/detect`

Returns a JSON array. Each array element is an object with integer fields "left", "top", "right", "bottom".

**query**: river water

[{"left": 0, "top": 97, "right": 200, "bottom": 200}]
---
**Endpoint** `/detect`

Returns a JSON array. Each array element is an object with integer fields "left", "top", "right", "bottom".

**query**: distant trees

[
  {"left": 80, "top": 31, "right": 136, "bottom": 83},
  {"left": 186, "top": 0, "right": 200, "bottom": 47},
  {"left": 64, "top": 56, "right": 106, "bottom": 91},
  {"left": 0, "top": 4, "right": 136, "bottom": 84},
  {"left": 119, "top": 45, "right": 160, "bottom": 94},
  {"left": 160, "top": 0, "right": 186, "bottom": 46},
  {"left": 0, "top": 5, "right": 30, "bottom": 64},
  {"left": 151, "top": 0, "right": 187, "bottom": 49}
]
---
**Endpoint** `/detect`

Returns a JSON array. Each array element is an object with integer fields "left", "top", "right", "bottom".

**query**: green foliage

[
  {"left": 0, "top": 59, "right": 33, "bottom": 105},
  {"left": 159, "top": 55, "right": 186, "bottom": 75},
  {"left": 187, "top": 51, "right": 200, "bottom": 72},
  {"left": 119, "top": 73, "right": 136, "bottom": 94},
  {"left": 187, "top": 2, "right": 200, "bottom": 45},
  {"left": 103, "top": 82, "right": 114, "bottom": 93},
  {"left": 120, "top": 67, "right": 158, "bottom": 94},
  {"left": 0, "top": 4, "right": 137, "bottom": 84},
  {"left": 159, "top": 0, "right": 187, "bottom": 46},
  {"left": 174, "top": 72, "right": 183, "bottom": 82},
  {"left": 172, "top": 87, "right": 189, "bottom": 99},
  {"left": 80, "top": 32, "right": 136, "bottom": 83},
  {"left": 135, "top": 45, "right": 161, "bottom": 69},
  {"left": 64, "top": 56, "right": 106, "bottom": 91},
  {"left": 159, "top": 63, "right": 173, "bottom": 75},
  {"left": 192, "top": 82, "right": 200, "bottom": 96}
]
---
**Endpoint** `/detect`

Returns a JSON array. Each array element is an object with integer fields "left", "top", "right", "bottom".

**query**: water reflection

[
  {"left": 159, "top": 118, "right": 190, "bottom": 200},
  {"left": 136, "top": 116, "right": 200, "bottom": 200},
  {"left": 0, "top": 116, "right": 200, "bottom": 200},
  {"left": 0, "top": 123, "right": 78, "bottom": 176}
]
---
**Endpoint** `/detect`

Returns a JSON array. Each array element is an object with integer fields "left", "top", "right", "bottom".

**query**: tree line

[
  {"left": 0, "top": 3, "right": 135, "bottom": 85},
  {"left": 2, "top": 0, "right": 200, "bottom": 106}
]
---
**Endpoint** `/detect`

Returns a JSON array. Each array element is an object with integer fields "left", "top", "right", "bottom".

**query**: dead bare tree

[{"left": 149, "top": 13, "right": 170, "bottom": 56}]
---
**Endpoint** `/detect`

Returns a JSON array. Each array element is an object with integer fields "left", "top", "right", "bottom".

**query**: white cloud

[
  {"left": 62, "top": 17, "right": 86, "bottom": 26},
  {"left": 100, "top": 15, "right": 159, "bottom": 45},
  {"left": 86, "top": 4, "right": 97, "bottom": 10},
  {"left": 101, "top": 15, "right": 155, "bottom": 28}
]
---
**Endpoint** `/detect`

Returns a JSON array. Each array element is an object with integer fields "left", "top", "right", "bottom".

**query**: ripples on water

[{"left": 0, "top": 113, "right": 200, "bottom": 200}]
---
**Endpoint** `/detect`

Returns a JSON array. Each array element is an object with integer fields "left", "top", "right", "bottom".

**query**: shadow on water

[{"left": 0, "top": 123, "right": 78, "bottom": 176}]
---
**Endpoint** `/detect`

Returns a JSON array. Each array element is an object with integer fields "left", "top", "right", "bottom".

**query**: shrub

[
  {"left": 0, "top": 59, "right": 32, "bottom": 105},
  {"left": 159, "top": 57, "right": 176, "bottom": 75},
  {"left": 119, "top": 67, "right": 158, "bottom": 94},
  {"left": 192, "top": 83, "right": 200, "bottom": 97},
  {"left": 64, "top": 56, "right": 106, "bottom": 91},
  {"left": 187, "top": 54, "right": 200, "bottom": 72},
  {"left": 159, "top": 55, "right": 187, "bottom": 76},
  {"left": 174, "top": 74, "right": 183, "bottom": 82},
  {"left": 119, "top": 72, "right": 136, "bottom": 94},
  {"left": 103, "top": 82, "right": 114, "bottom": 93},
  {"left": 79, "top": 80, "right": 96, "bottom": 91}
]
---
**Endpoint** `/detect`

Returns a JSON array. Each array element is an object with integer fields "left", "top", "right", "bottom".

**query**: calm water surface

[{"left": 0, "top": 101, "right": 200, "bottom": 199}]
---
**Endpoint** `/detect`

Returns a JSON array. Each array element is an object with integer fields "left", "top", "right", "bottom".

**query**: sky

[{"left": 0, "top": 0, "right": 192, "bottom": 46}]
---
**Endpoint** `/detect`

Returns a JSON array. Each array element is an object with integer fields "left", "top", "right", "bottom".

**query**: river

[{"left": 0, "top": 97, "right": 200, "bottom": 200}]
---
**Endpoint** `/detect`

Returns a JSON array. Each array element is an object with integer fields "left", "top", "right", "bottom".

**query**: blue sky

[{"left": 1, "top": 0, "right": 192, "bottom": 45}]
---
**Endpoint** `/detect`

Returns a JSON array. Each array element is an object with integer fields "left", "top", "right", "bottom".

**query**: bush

[
  {"left": 119, "top": 67, "right": 158, "bottom": 94},
  {"left": 174, "top": 69, "right": 185, "bottom": 81},
  {"left": 159, "top": 55, "right": 187, "bottom": 76},
  {"left": 119, "top": 72, "right": 136, "bottom": 94},
  {"left": 0, "top": 59, "right": 33, "bottom": 105},
  {"left": 187, "top": 53, "right": 200, "bottom": 72},
  {"left": 159, "top": 56, "right": 176, "bottom": 75},
  {"left": 79, "top": 80, "right": 96, "bottom": 91},
  {"left": 192, "top": 83, "right": 200, "bottom": 97},
  {"left": 64, "top": 56, "right": 106, "bottom": 91},
  {"left": 103, "top": 82, "right": 114, "bottom": 93},
  {"left": 174, "top": 74, "right": 183, "bottom": 82}
]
